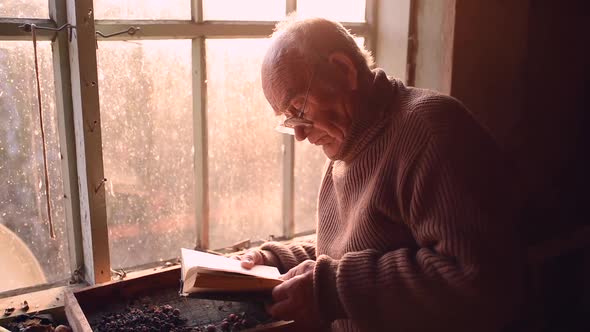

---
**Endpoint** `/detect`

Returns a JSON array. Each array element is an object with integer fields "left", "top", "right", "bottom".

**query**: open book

[{"left": 180, "top": 248, "right": 282, "bottom": 295}]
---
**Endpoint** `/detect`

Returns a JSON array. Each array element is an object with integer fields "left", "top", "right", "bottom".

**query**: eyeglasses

[{"left": 274, "top": 71, "right": 315, "bottom": 135}]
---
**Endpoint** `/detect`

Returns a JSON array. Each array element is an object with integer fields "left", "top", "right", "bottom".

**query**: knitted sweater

[{"left": 261, "top": 69, "right": 524, "bottom": 332}]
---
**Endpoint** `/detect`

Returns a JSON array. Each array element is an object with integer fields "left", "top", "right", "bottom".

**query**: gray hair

[
  {"left": 261, "top": 16, "right": 374, "bottom": 113},
  {"left": 271, "top": 16, "right": 374, "bottom": 71}
]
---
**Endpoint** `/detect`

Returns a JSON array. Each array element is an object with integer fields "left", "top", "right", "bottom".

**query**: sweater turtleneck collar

[{"left": 332, "top": 68, "right": 398, "bottom": 162}]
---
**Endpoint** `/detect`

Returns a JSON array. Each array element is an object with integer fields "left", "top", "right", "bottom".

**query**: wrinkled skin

[
  {"left": 231, "top": 253, "right": 327, "bottom": 329},
  {"left": 261, "top": 36, "right": 360, "bottom": 159},
  {"left": 267, "top": 260, "right": 329, "bottom": 330}
]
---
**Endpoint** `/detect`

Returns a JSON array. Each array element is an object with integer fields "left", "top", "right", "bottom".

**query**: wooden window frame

[{"left": 0, "top": 0, "right": 377, "bottom": 290}]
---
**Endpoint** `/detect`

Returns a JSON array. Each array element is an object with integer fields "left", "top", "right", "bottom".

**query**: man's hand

[
  {"left": 267, "top": 260, "right": 327, "bottom": 330},
  {"left": 229, "top": 249, "right": 280, "bottom": 269}
]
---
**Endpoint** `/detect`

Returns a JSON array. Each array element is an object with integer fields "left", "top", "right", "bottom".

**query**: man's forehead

[
  {"left": 276, "top": 90, "right": 296, "bottom": 113},
  {"left": 262, "top": 52, "right": 309, "bottom": 113},
  {"left": 265, "top": 77, "right": 298, "bottom": 114}
]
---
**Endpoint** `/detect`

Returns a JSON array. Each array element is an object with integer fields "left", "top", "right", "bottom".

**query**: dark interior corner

[{"left": 481, "top": 1, "right": 589, "bottom": 330}]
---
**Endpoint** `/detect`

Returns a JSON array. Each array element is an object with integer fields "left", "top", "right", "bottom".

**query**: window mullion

[
  {"left": 49, "top": 0, "right": 84, "bottom": 282},
  {"left": 286, "top": 0, "right": 296, "bottom": 14},
  {"left": 282, "top": 138, "right": 295, "bottom": 240},
  {"left": 192, "top": 38, "right": 209, "bottom": 250},
  {"left": 282, "top": 0, "right": 296, "bottom": 240},
  {"left": 192, "top": 0, "right": 203, "bottom": 22},
  {"left": 65, "top": 0, "right": 111, "bottom": 284},
  {"left": 192, "top": 0, "right": 209, "bottom": 249},
  {"left": 365, "top": 0, "right": 378, "bottom": 60}
]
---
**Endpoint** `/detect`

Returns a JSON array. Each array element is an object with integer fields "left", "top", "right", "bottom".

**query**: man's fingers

[
  {"left": 266, "top": 299, "right": 296, "bottom": 321},
  {"left": 280, "top": 264, "right": 304, "bottom": 280},
  {"left": 236, "top": 250, "right": 262, "bottom": 269},
  {"left": 271, "top": 280, "right": 291, "bottom": 302},
  {"left": 240, "top": 258, "right": 255, "bottom": 269}
]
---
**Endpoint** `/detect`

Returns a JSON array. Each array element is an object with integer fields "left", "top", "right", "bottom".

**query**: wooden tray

[{"left": 64, "top": 266, "right": 294, "bottom": 331}]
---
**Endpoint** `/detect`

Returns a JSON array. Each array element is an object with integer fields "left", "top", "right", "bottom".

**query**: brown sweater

[{"left": 261, "top": 70, "right": 524, "bottom": 332}]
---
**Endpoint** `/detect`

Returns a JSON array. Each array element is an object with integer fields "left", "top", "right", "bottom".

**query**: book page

[{"left": 181, "top": 248, "right": 280, "bottom": 280}]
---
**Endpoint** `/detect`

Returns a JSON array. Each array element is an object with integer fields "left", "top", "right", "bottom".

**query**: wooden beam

[
  {"left": 375, "top": 0, "right": 411, "bottom": 82},
  {"left": 0, "top": 284, "right": 85, "bottom": 320},
  {"left": 364, "top": 0, "right": 378, "bottom": 58},
  {"left": 64, "top": 290, "right": 92, "bottom": 332},
  {"left": 409, "top": 0, "right": 456, "bottom": 94},
  {"left": 449, "top": 0, "right": 529, "bottom": 145},
  {"left": 49, "top": 0, "right": 85, "bottom": 279},
  {"left": 405, "top": 0, "right": 418, "bottom": 85},
  {"left": 0, "top": 18, "right": 56, "bottom": 40},
  {"left": 66, "top": 0, "right": 111, "bottom": 284}
]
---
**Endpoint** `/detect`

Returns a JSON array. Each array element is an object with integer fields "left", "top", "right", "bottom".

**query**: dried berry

[{"left": 96, "top": 304, "right": 188, "bottom": 332}]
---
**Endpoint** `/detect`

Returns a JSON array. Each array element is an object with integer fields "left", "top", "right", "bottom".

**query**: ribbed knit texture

[{"left": 262, "top": 70, "right": 524, "bottom": 332}]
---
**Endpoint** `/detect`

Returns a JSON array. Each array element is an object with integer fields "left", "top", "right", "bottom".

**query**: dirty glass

[
  {"left": 94, "top": 0, "right": 190, "bottom": 20},
  {"left": 0, "top": 0, "right": 48, "bottom": 18},
  {"left": 97, "top": 40, "right": 196, "bottom": 269},
  {"left": 203, "top": 0, "right": 285, "bottom": 21},
  {"left": 0, "top": 41, "right": 70, "bottom": 293},
  {"left": 297, "top": 0, "right": 366, "bottom": 22},
  {"left": 206, "top": 39, "right": 283, "bottom": 250},
  {"left": 293, "top": 143, "right": 326, "bottom": 234}
]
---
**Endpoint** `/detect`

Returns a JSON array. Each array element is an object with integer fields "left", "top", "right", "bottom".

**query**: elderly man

[{"left": 237, "top": 17, "right": 524, "bottom": 332}]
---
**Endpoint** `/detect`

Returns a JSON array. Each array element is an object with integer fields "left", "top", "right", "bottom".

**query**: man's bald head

[{"left": 261, "top": 17, "right": 374, "bottom": 114}]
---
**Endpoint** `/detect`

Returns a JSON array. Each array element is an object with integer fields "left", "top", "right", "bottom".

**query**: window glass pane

[
  {"left": 297, "top": 0, "right": 366, "bottom": 22},
  {"left": 94, "top": 0, "right": 190, "bottom": 20},
  {"left": 206, "top": 39, "right": 282, "bottom": 250},
  {"left": 294, "top": 144, "right": 326, "bottom": 234},
  {"left": 97, "top": 40, "right": 195, "bottom": 269},
  {"left": 203, "top": 0, "right": 285, "bottom": 21},
  {"left": 0, "top": 0, "right": 48, "bottom": 18},
  {"left": 0, "top": 41, "right": 69, "bottom": 292}
]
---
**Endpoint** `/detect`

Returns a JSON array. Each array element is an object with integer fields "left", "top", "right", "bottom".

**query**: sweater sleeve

[
  {"left": 313, "top": 97, "right": 525, "bottom": 331},
  {"left": 260, "top": 240, "right": 317, "bottom": 274}
]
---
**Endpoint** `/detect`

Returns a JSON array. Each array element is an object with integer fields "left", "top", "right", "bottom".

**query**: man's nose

[{"left": 294, "top": 126, "right": 309, "bottom": 141}]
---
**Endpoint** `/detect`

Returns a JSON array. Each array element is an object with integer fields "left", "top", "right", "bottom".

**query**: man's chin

[{"left": 322, "top": 143, "right": 341, "bottom": 160}]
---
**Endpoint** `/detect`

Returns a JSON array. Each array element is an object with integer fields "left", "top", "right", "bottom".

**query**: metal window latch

[
  {"left": 18, "top": 23, "right": 141, "bottom": 42},
  {"left": 95, "top": 26, "right": 140, "bottom": 38},
  {"left": 18, "top": 23, "right": 76, "bottom": 42}
]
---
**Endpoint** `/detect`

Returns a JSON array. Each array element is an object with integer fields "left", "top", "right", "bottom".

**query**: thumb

[
  {"left": 240, "top": 250, "right": 262, "bottom": 269},
  {"left": 241, "top": 257, "right": 255, "bottom": 269}
]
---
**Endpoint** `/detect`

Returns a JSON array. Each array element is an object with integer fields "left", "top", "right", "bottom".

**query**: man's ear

[{"left": 328, "top": 52, "right": 358, "bottom": 90}]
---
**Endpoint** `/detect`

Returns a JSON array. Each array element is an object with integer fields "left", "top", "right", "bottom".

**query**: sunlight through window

[
  {"left": 203, "top": 0, "right": 285, "bottom": 21},
  {"left": 297, "top": 0, "right": 366, "bottom": 22}
]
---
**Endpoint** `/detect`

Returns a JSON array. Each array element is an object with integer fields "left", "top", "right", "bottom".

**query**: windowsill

[
  {"left": 0, "top": 283, "right": 86, "bottom": 322},
  {"left": 0, "top": 265, "right": 177, "bottom": 323},
  {"left": 0, "top": 232, "right": 317, "bottom": 325}
]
